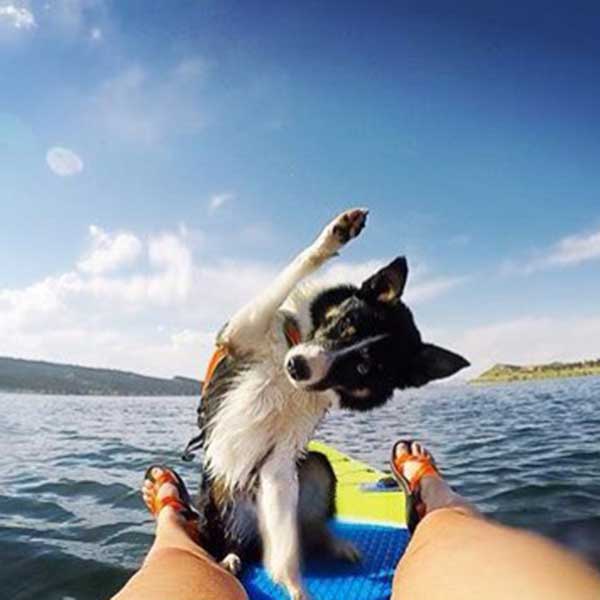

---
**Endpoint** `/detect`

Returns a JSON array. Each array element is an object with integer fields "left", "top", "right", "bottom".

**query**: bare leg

[
  {"left": 391, "top": 442, "right": 600, "bottom": 600},
  {"left": 112, "top": 467, "right": 247, "bottom": 600}
]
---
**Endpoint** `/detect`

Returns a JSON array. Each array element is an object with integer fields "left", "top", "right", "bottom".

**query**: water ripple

[{"left": 1, "top": 379, "right": 599, "bottom": 599}]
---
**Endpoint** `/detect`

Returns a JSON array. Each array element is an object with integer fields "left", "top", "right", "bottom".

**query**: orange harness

[
  {"left": 202, "top": 317, "right": 302, "bottom": 391},
  {"left": 202, "top": 345, "right": 228, "bottom": 390},
  {"left": 182, "top": 317, "right": 303, "bottom": 462}
]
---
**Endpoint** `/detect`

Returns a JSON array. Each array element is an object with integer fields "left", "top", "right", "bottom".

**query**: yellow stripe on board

[{"left": 308, "top": 440, "right": 407, "bottom": 527}]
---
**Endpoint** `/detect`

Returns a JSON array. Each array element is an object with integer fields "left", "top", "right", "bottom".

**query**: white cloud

[
  {"left": 46, "top": 146, "right": 84, "bottom": 176},
  {"left": 0, "top": 230, "right": 465, "bottom": 377},
  {"left": 89, "top": 25, "right": 101, "bottom": 40},
  {"left": 0, "top": 4, "right": 36, "bottom": 29},
  {"left": 0, "top": 225, "right": 276, "bottom": 376},
  {"left": 508, "top": 227, "right": 600, "bottom": 274},
  {"left": 430, "top": 315, "right": 600, "bottom": 380},
  {"left": 209, "top": 192, "right": 234, "bottom": 212},
  {"left": 405, "top": 275, "right": 466, "bottom": 304},
  {"left": 3, "top": 224, "right": 598, "bottom": 383},
  {"left": 89, "top": 60, "right": 205, "bottom": 144},
  {"left": 313, "top": 259, "right": 465, "bottom": 306},
  {"left": 315, "top": 259, "right": 383, "bottom": 287},
  {"left": 545, "top": 229, "right": 600, "bottom": 267},
  {"left": 77, "top": 225, "right": 142, "bottom": 274}
]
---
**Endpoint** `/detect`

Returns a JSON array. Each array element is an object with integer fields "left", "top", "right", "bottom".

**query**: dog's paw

[
  {"left": 220, "top": 553, "right": 242, "bottom": 575},
  {"left": 273, "top": 576, "right": 309, "bottom": 600},
  {"left": 331, "top": 208, "right": 368, "bottom": 245},
  {"left": 287, "top": 584, "right": 310, "bottom": 600},
  {"left": 332, "top": 537, "right": 361, "bottom": 563},
  {"left": 313, "top": 208, "right": 368, "bottom": 261},
  {"left": 270, "top": 567, "right": 309, "bottom": 600}
]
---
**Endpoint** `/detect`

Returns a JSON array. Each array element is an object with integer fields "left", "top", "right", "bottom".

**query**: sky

[{"left": 1, "top": 0, "right": 600, "bottom": 380}]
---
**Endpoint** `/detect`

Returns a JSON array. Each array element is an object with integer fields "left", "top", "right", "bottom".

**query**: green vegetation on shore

[
  {"left": 0, "top": 357, "right": 202, "bottom": 396},
  {"left": 472, "top": 359, "right": 600, "bottom": 384}
]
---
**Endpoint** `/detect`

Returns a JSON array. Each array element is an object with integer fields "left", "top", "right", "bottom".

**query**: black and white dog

[{"left": 191, "top": 209, "right": 468, "bottom": 599}]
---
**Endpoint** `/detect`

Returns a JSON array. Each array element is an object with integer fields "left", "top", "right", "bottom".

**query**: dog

[{"left": 188, "top": 209, "right": 469, "bottom": 599}]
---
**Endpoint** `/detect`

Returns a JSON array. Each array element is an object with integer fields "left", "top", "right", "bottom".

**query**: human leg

[
  {"left": 391, "top": 442, "right": 600, "bottom": 600},
  {"left": 112, "top": 466, "right": 247, "bottom": 600}
]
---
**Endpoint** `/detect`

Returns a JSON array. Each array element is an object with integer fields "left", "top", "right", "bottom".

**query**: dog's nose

[{"left": 286, "top": 355, "right": 311, "bottom": 381}]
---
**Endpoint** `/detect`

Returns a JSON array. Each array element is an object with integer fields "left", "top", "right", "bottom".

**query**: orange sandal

[
  {"left": 143, "top": 464, "right": 200, "bottom": 524},
  {"left": 390, "top": 440, "right": 440, "bottom": 534}
]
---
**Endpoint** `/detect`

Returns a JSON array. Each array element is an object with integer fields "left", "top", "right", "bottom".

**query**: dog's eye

[
  {"left": 357, "top": 362, "right": 370, "bottom": 376},
  {"left": 338, "top": 316, "right": 356, "bottom": 337},
  {"left": 341, "top": 316, "right": 353, "bottom": 329}
]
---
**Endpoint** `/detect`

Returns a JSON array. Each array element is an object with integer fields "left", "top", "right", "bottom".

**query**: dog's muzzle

[
  {"left": 285, "top": 334, "right": 390, "bottom": 390},
  {"left": 286, "top": 355, "right": 311, "bottom": 381},
  {"left": 285, "top": 344, "right": 333, "bottom": 389}
]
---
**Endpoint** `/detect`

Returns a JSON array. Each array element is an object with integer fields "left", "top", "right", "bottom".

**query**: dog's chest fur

[{"left": 203, "top": 284, "right": 335, "bottom": 492}]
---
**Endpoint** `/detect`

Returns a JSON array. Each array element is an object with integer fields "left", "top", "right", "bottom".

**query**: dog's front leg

[
  {"left": 258, "top": 455, "right": 306, "bottom": 600},
  {"left": 222, "top": 208, "right": 367, "bottom": 354}
]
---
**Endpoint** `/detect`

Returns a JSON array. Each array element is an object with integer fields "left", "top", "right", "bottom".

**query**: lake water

[{"left": 2, "top": 377, "right": 600, "bottom": 599}]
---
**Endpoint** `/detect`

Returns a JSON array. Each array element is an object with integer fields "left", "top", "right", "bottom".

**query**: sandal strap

[
  {"left": 154, "top": 496, "right": 187, "bottom": 515},
  {"left": 393, "top": 454, "right": 439, "bottom": 492},
  {"left": 146, "top": 467, "right": 199, "bottom": 521},
  {"left": 407, "top": 461, "right": 438, "bottom": 492},
  {"left": 152, "top": 493, "right": 199, "bottom": 521}
]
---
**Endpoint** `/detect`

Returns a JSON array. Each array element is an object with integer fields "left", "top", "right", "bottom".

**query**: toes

[
  {"left": 141, "top": 490, "right": 153, "bottom": 511},
  {"left": 411, "top": 441, "right": 423, "bottom": 456},
  {"left": 141, "top": 467, "right": 181, "bottom": 517},
  {"left": 394, "top": 441, "right": 410, "bottom": 460},
  {"left": 412, "top": 441, "right": 431, "bottom": 458},
  {"left": 150, "top": 466, "right": 164, "bottom": 480},
  {"left": 156, "top": 482, "right": 179, "bottom": 502}
]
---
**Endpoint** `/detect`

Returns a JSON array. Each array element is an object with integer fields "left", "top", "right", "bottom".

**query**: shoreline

[{"left": 471, "top": 369, "right": 600, "bottom": 385}]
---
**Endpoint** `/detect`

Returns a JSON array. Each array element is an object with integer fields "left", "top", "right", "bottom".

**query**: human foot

[
  {"left": 391, "top": 440, "right": 473, "bottom": 532},
  {"left": 141, "top": 465, "right": 200, "bottom": 539}
]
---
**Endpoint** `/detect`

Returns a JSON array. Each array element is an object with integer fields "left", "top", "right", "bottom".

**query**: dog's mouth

[{"left": 285, "top": 333, "right": 389, "bottom": 391}]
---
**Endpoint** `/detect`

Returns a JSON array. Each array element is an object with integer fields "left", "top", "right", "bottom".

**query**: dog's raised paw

[
  {"left": 331, "top": 208, "right": 368, "bottom": 245},
  {"left": 314, "top": 208, "right": 368, "bottom": 260},
  {"left": 220, "top": 553, "right": 242, "bottom": 575}
]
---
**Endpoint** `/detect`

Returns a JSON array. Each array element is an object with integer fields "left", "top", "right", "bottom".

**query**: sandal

[
  {"left": 390, "top": 440, "right": 440, "bottom": 534},
  {"left": 143, "top": 464, "right": 200, "bottom": 523}
]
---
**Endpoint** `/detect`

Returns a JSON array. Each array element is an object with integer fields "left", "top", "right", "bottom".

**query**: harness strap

[
  {"left": 283, "top": 317, "right": 302, "bottom": 348},
  {"left": 203, "top": 345, "right": 228, "bottom": 389},
  {"left": 181, "top": 432, "right": 204, "bottom": 462},
  {"left": 183, "top": 318, "right": 302, "bottom": 463}
]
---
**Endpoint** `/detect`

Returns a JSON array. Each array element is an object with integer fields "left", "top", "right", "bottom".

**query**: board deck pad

[{"left": 241, "top": 441, "right": 410, "bottom": 599}]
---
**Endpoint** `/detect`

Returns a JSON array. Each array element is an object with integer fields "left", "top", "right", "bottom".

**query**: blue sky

[{"left": 1, "top": 0, "right": 600, "bottom": 378}]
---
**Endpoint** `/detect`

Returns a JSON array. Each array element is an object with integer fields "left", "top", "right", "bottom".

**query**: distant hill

[
  {"left": 472, "top": 359, "right": 600, "bottom": 384},
  {"left": 0, "top": 357, "right": 202, "bottom": 396}
]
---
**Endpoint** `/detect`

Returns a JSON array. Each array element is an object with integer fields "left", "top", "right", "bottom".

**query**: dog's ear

[
  {"left": 408, "top": 343, "right": 470, "bottom": 387},
  {"left": 358, "top": 257, "right": 408, "bottom": 304}
]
